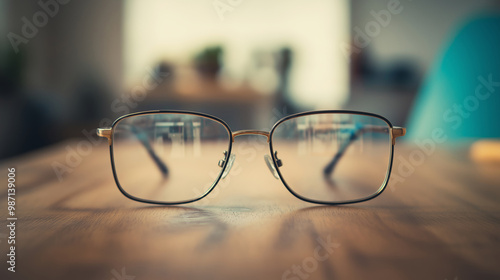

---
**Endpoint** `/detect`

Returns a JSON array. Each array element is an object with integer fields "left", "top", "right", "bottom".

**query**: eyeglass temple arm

[
  {"left": 322, "top": 124, "right": 406, "bottom": 176},
  {"left": 97, "top": 126, "right": 169, "bottom": 176},
  {"left": 322, "top": 123, "right": 364, "bottom": 176}
]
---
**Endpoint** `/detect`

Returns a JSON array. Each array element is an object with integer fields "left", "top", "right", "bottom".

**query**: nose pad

[
  {"left": 221, "top": 154, "right": 236, "bottom": 179},
  {"left": 264, "top": 155, "right": 280, "bottom": 180}
]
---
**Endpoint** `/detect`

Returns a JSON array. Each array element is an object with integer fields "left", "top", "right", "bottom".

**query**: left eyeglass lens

[
  {"left": 270, "top": 113, "right": 392, "bottom": 204},
  {"left": 112, "top": 113, "right": 231, "bottom": 203}
]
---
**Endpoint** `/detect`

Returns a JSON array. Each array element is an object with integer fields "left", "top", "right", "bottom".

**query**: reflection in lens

[
  {"left": 271, "top": 113, "right": 392, "bottom": 203},
  {"left": 112, "top": 113, "right": 231, "bottom": 203}
]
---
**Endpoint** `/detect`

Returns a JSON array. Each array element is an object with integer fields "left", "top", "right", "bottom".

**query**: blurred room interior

[{"left": 1, "top": 0, "right": 499, "bottom": 159}]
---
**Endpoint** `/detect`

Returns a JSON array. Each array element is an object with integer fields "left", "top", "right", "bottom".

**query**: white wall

[{"left": 124, "top": 0, "right": 350, "bottom": 109}]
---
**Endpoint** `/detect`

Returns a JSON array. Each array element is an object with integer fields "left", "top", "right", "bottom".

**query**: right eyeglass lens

[
  {"left": 112, "top": 113, "right": 231, "bottom": 204},
  {"left": 271, "top": 113, "right": 392, "bottom": 203}
]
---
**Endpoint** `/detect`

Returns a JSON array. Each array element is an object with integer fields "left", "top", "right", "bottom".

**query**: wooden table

[{"left": 1, "top": 140, "right": 499, "bottom": 280}]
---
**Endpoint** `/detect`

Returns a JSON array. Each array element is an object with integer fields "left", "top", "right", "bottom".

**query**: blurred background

[{"left": 1, "top": 0, "right": 500, "bottom": 159}]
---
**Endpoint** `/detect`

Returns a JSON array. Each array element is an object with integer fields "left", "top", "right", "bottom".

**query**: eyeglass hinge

[
  {"left": 97, "top": 127, "right": 113, "bottom": 145},
  {"left": 391, "top": 127, "right": 406, "bottom": 145}
]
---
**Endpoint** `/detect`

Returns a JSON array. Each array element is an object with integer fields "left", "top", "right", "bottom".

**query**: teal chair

[{"left": 407, "top": 14, "right": 500, "bottom": 140}]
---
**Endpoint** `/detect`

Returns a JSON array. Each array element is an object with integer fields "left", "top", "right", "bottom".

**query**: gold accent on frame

[
  {"left": 232, "top": 130, "right": 270, "bottom": 142},
  {"left": 97, "top": 127, "right": 113, "bottom": 145},
  {"left": 391, "top": 127, "right": 406, "bottom": 145}
]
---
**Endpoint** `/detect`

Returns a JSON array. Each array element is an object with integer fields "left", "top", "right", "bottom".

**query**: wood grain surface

[{"left": 0, "top": 140, "right": 499, "bottom": 280}]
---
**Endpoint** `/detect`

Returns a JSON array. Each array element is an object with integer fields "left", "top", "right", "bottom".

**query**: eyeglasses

[{"left": 97, "top": 110, "right": 406, "bottom": 205}]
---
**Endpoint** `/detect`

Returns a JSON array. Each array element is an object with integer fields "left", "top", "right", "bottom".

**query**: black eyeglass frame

[
  {"left": 268, "top": 110, "right": 396, "bottom": 205},
  {"left": 97, "top": 110, "right": 405, "bottom": 206}
]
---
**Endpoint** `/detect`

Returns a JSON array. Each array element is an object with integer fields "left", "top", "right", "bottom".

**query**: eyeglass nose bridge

[{"left": 231, "top": 130, "right": 270, "bottom": 142}]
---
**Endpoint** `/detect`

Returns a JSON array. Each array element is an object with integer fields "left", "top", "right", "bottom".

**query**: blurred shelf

[{"left": 142, "top": 66, "right": 272, "bottom": 105}]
